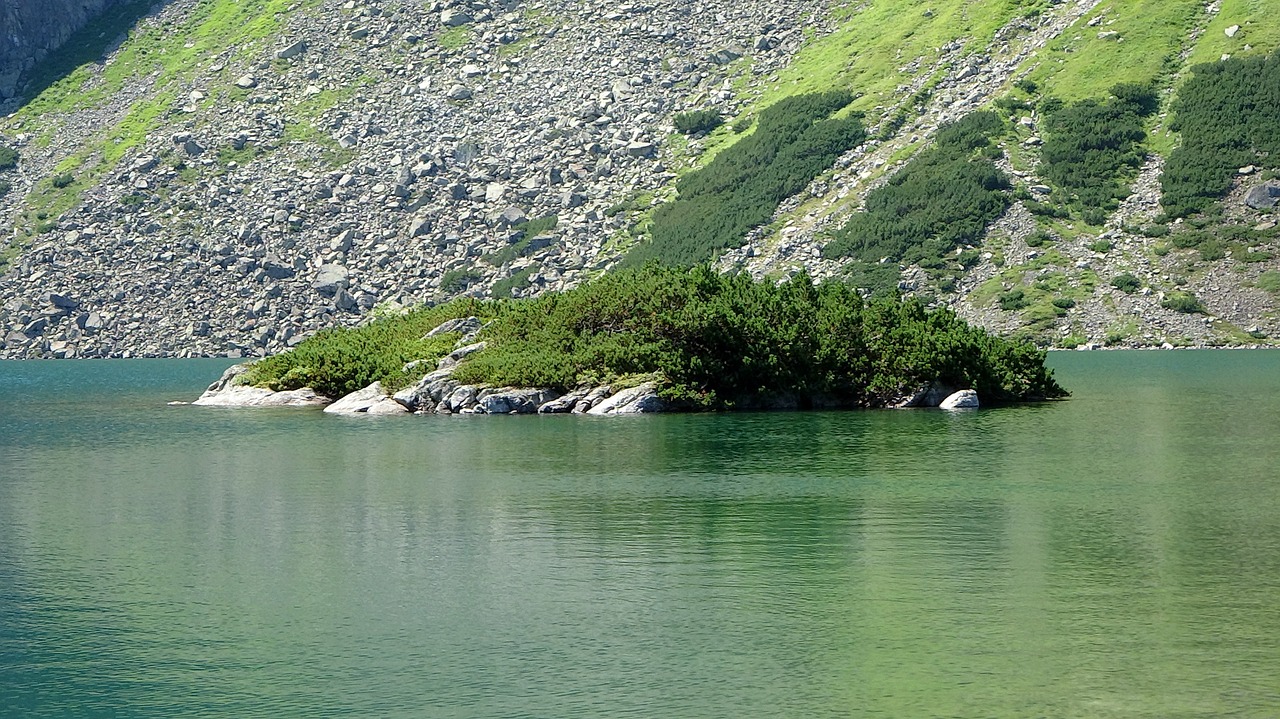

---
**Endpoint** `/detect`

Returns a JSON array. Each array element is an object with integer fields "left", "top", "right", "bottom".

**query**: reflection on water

[{"left": 2, "top": 352, "right": 1280, "bottom": 717}]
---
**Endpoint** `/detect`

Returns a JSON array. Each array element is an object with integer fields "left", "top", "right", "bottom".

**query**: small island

[{"left": 195, "top": 265, "right": 1067, "bottom": 414}]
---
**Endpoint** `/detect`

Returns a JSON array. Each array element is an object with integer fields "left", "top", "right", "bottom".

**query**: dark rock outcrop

[{"left": 1, "top": 0, "right": 131, "bottom": 98}]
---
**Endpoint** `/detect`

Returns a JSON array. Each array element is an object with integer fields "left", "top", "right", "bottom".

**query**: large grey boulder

[
  {"left": 440, "top": 8, "right": 472, "bottom": 26},
  {"left": 392, "top": 369, "right": 458, "bottom": 412},
  {"left": 324, "top": 382, "right": 389, "bottom": 414},
  {"left": 323, "top": 382, "right": 411, "bottom": 416},
  {"left": 939, "top": 390, "right": 980, "bottom": 410},
  {"left": 1244, "top": 182, "right": 1280, "bottom": 210},
  {"left": 425, "top": 316, "right": 481, "bottom": 339},
  {"left": 892, "top": 381, "right": 958, "bottom": 408},
  {"left": 312, "top": 264, "right": 349, "bottom": 295},
  {"left": 436, "top": 341, "right": 486, "bottom": 371},
  {"left": 192, "top": 364, "right": 330, "bottom": 407},
  {"left": 275, "top": 40, "right": 306, "bottom": 59},
  {"left": 477, "top": 387, "right": 559, "bottom": 414},
  {"left": 587, "top": 382, "right": 664, "bottom": 414}
]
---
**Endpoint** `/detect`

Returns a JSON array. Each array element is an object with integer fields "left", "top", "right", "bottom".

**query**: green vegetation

[
  {"left": 1256, "top": 271, "right": 1280, "bottom": 294},
  {"left": 437, "top": 25, "right": 471, "bottom": 50},
  {"left": 246, "top": 266, "right": 1066, "bottom": 408},
  {"left": 0, "top": 145, "right": 18, "bottom": 170},
  {"left": 240, "top": 300, "right": 484, "bottom": 397},
  {"left": 1037, "top": 84, "right": 1157, "bottom": 217},
  {"left": 998, "top": 288, "right": 1030, "bottom": 311},
  {"left": 491, "top": 266, "right": 537, "bottom": 298},
  {"left": 1162, "top": 291, "right": 1206, "bottom": 314},
  {"left": 482, "top": 215, "right": 557, "bottom": 266},
  {"left": 625, "top": 92, "right": 865, "bottom": 267},
  {"left": 1025, "top": 0, "right": 1202, "bottom": 102},
  {"left": 449, "top": 265, "right": 1066, "bottom": 407},
  {"left": 439, "top": 268, "right": 483, "bottom": 294},
  {"left": 50, "top": 173, "right": 75, "bottom": 189},
  {"left": 1161, "top": 53, "right": 1280, "bottom": 217},
  {"left": 674, "top": 110, "right": 724, "bottom": 135},
  {"left": 823, "top": 111, "right": 1010, "bottom": 265},
  {"left": 1111, "top": 273, "right": 1142, "bottom": 293}
]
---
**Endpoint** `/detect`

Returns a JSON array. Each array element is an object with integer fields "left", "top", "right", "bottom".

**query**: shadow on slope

[{"left": 14, "top": 0, "right": 174, "bottom": 111}]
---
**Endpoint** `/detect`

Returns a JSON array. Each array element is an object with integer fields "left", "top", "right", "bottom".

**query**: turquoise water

[{"left": 2, "top": 352, "right": 1279, "bottom": 717}]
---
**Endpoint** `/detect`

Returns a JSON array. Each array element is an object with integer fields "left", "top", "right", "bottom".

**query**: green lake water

[{"left": 1, "top": 351, "right": 1279, "bottom": 717}]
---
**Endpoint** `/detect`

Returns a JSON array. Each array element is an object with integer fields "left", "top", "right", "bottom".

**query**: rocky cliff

[{"left": 0, "top": 0, "right": 130, "bottom": 99}]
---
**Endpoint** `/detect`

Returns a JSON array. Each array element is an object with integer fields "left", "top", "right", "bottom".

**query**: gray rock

[
  {"left": 324, "top": 382, "right": 389, "bottom": 414},
  {"left": 408, "top": 215, "right": 433, "bottom": 237},
  {"left": 587, "top": 382, "right": 664, "bottom": 414},
  {"left": 892, "top": 382, "right": 958, "bottom": 408},
  {"left": 441, "top": 8, "right": 473, "bottom": 26},
  {"left": 477, "top": 387, "right": 559, "bottom": 414},
  {"left": 193, "top": 363, "right": 330, "bottom": 407},
  {"left": 626, "top": 141, "right": 656, "bottom": 158},
  {"left": 436, "top": 341, "right": 486, "bottom": 371},
  {"left": 47, "top": 292, "right": 79, "bottom": 309},
  {"left": 312, "top": 264, "right": 349, "bottom": 295},
  {"left": 939, "top": 389, "right": 980, "bottom": 409},
  {"left": 446, "top": 84, "right": 473, "bottom": 101},
  {"left": 1244, "top": 182, "right": 1280, "bottom": 210},
  {"left": 275, "top": 40, "right": 306, "bottom": 59},
  {"left": 263, "top": 256, "right": 296, "bottom": 279},
  {"left": 425, "top": 316, "right": 481, "bottom": 338},
  {"left": 235, "top": 75, "right": 257, "bottom": 88},
  {"left": 392, "top": 369, "right": 457, "bottom": 412},
  {"left": 444, "top": 384, "right": 479, "bottom": 412}
]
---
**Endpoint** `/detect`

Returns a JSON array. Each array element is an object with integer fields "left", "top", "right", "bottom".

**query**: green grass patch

[
  {"left": 1025, "top": 0, "right": 1203, "bottom": 101},
  {"left": 1256, "top": 270, "right": 1280, "bottom": 294},
  {"left": 437, "top": 25, "right": 472, "bottom": 50},
  {"left": 1186, "top": 0, "right": 1280, "bottom": 66}
]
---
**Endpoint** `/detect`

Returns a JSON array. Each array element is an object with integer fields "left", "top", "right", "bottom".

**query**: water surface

[{"left": 2, "top": 352, "right": 1279, "bottom": 717}]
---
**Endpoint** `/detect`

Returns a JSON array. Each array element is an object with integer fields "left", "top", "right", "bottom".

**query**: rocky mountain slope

[{"left": 1, "top": 0, "right": 1277, "bottom": 358}]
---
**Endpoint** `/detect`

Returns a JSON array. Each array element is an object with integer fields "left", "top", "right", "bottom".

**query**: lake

[{"left": 2, "top": 351, "right": 1279, "bottom": 717}]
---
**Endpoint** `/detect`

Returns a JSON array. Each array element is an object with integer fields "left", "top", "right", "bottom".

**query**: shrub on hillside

[
  {"left": 1038, "top": 84, "right": 1154, "bottom": 215},
  {"left": 1110, "top": 273, "right": 1141, "bottom": 293},
  {"left": 0, "top": 146, "right": 18, "bottom": 170},
  {"left": 1161, "top": 53, "right": 1280, "bottom": 217},
  {"left": 823, "top": 111, "right": 1010, "bottom": 266},
  {"left": 1161, "top": 291, "right": 1205, "bottom": 314},
  {"left": 625, "top": 92, "right": 865, "bottom": 267},
  {"left": 674, "top": 109, "right": 723, "bottom": 135}
]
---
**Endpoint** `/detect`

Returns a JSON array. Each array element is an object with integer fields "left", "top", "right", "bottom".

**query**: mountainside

[
  {"left": 0, "top": 0, "right": 132, "bottom": 99},
  {"left": 1, "top": 0, "right": 1278, "bottom": 359}
]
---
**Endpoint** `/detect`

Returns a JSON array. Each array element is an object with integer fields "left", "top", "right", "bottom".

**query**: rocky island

[{"left": 193, "top": 265, "right": 1065, "bottom": 414}]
